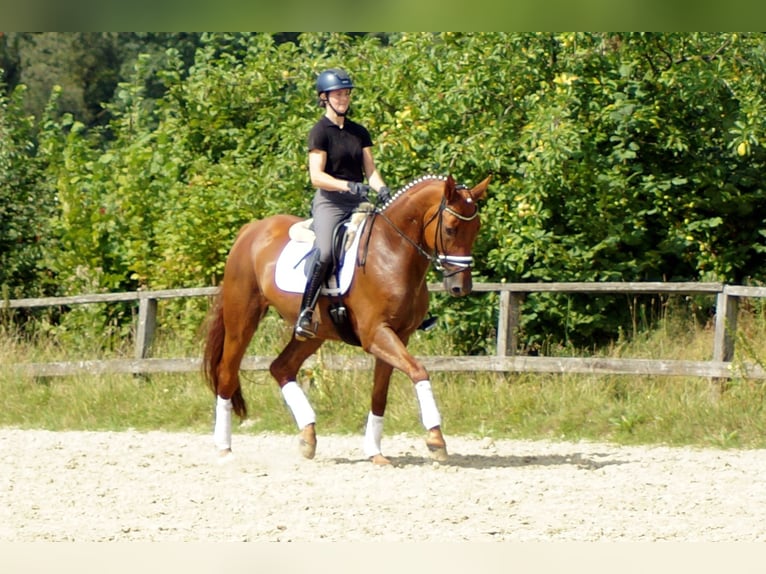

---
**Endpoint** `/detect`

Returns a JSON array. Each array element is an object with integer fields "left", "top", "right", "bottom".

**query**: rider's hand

[
  {"left": 347, "top": 181, "right": 370, "bottom": 197},
  {"left": 377, "top": 186, "right": 392, "bottom": 204}
]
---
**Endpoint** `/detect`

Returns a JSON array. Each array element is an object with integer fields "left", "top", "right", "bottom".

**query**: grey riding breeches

[{"left": 310, "top": 189, "right": 362, "bottom": 264}]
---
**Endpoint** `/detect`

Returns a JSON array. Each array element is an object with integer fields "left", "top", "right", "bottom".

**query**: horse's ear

[
  {"left": 469, "top": 175, "right": 491, "bottom": 202},
  {"left": 444, "top": 174, "right": 457, "bottom": 202}
]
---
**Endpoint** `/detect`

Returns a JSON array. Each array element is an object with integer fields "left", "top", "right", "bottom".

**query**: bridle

[{"left": 372, "top": 193, "right": 480, "bottom": 279}]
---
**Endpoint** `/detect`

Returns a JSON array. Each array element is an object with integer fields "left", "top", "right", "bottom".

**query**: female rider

[{"left": 295, "top": 68, "right": 391, "bottom": 340}]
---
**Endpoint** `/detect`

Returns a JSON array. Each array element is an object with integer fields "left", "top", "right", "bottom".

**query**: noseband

[
  {"left": 374, "top": 194, "right": 479, "bottom": 278},
  {"left": 431, "top": 198, "right": 480, "bottom": 277}
]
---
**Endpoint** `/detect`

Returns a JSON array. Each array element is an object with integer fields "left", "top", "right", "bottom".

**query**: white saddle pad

[{"left": 274, "top": 218, "right": 366, "bottom": 295}]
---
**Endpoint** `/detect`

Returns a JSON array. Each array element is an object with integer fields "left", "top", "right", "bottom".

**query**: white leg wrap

[
  {"left": 415, "top": 380, "right": 442, "bottom": 430},
  {"left": 214, "top": 395, "right": 233, "bottom": 451},
  {"left": 363, "top": 412, "right": 385, "bottom": 458},
  {"left": 281, "top": 381, "right": 316, "bottom": 430}
]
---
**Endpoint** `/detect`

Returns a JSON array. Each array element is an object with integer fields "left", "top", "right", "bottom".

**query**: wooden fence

[{"left": 4, "top": 282, "right": 766, "bottom": 380}]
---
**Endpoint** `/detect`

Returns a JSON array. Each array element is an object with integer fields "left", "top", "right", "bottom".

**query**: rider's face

[{"left": 325, "top": 89, "right": 351, "bottom": 113}]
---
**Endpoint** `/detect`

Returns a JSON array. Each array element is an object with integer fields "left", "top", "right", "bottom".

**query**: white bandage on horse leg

[
  {"left": 214, "top": 395, "right": 233, "bottom": 451},
  {"left": 414, "top": 380, "right": 442, "bottom": 430},
  {"left": 363, "top": 412, "right": 385, "bottom": 457},
  {"left": 281, "top": 381, "right": 316, "bottom": 430}
]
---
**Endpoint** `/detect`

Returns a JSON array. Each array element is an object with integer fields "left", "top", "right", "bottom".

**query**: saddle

[
  {"left": 288, "top": 203, "right": 373, "bottom": 289},
  {"left": 284, "top": 203, "right": 375, "bottom": 346}
]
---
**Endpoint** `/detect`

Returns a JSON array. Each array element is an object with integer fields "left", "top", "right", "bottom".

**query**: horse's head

[{"left": 424, "top": 174, "right": 490, "bottom": 297}]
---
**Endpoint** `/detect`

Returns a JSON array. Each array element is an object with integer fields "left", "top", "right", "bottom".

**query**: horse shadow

[{"left": 329, "top": 451, "right": 629, "bottom": 470}]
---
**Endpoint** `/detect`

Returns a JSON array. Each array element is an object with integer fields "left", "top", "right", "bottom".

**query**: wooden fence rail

[{"left": 4, "top": 282, "right": 766, "bottom": 380}]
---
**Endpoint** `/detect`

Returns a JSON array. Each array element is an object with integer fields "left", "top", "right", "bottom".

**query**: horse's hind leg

[
  {"left": 270, "top": 337, "right": 324, "bottom": 459},
  {"left": 214, "top": 287, "right": 268, "bottom": 459}
]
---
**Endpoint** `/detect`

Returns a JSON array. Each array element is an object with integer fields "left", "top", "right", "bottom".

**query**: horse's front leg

[
  {"left": 366, "top": 327, "right": 448, "bottom": 463},
  {"left": 416, "top": 380, "right": 448, "bottom": 462},
  {"left": 270, "top": 336, "right": 324, "bottom": 459},
  {"left": 366, "top": 358, "right": 394, "bottom": 465}
]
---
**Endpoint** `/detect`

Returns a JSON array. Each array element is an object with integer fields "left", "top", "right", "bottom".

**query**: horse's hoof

[
  {"left": 298, "top": 424, "right": 317, "bottom": 459},
  {"left": 370, "top": 454, "right": 392, "bottom": 466},
  {"left": 298, "top": 437, "right": 316, "bottom": 459},
  {"left": 427, "top": 444, "right": 448, "bottom": 462}
]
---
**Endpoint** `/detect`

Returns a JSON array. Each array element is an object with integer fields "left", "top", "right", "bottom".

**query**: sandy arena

[{"left": 2, "top": 428, "right": 765, "bottom": 542}]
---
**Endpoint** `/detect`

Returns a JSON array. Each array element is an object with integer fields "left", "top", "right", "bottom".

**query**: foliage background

[{"left": 3, "top": 32, "right": 766, "bottom": 353}]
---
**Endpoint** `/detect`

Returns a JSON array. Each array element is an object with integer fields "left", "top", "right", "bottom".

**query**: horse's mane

[{"left": 381, "top": 174, "right": 449, "bottom": 209}]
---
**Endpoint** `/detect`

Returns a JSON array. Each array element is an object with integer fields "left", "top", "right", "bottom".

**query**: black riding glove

[
  {"left": 347, "top": 182, "right": 370, "bottom": 198},
  {"left": 377, "top": 186, "right": 392, "bottom": 204}
]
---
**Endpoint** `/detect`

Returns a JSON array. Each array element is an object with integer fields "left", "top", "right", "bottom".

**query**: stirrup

[{"left": 295, "top": 309, "right": 317, "bottom": 340}]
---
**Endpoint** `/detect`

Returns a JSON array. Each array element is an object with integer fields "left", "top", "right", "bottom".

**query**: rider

[{"left": 295, "top": 67, "right": 392, "bottom": 340}]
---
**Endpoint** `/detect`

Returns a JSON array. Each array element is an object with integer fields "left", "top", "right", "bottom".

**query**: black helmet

[{"left": 316, "top": 68, "right": 354, "bottom": 95}]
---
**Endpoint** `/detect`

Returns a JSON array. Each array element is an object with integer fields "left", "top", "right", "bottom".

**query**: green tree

[
  {"left": 0, "top": 82, "right": 55, "bottom": 299},
  {"left": 0, "top": 32, "right": 23, "bottom": 92},
  {"left": 8, "top": 32, "right": 766, "bottom": 353}
]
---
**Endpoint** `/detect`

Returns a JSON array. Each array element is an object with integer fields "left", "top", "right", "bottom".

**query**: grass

[{"left": 2, "top": 307, "right": 766, "bottom": 449}]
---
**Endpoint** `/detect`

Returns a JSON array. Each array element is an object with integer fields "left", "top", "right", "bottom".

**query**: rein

[{"left": 371, "top": 195, "right": 479, "bottom": 278}]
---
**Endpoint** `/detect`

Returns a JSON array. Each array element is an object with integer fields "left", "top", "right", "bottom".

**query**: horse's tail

[{"left": 202, "top": 294, "right": 247, "bottom": 418}]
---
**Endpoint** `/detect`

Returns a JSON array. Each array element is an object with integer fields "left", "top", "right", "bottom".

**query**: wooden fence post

[
  {"left": 712, "top": 288, "right": 738, "bottom": 397},
  {"left": 135, "top": 295, "right": 158, "bottom": 360},
  {"left": 496, "top": 290, "right": 521, "bottom": 356}
]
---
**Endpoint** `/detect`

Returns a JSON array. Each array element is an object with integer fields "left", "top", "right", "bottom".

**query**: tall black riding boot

[{"left": 295, "top": 259, "right": 331, "bottom": 340}]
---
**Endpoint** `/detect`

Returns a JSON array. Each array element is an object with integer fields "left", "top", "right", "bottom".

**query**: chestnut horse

[{"left": 203, "top": 174, "right": 489, "bottom": 464}]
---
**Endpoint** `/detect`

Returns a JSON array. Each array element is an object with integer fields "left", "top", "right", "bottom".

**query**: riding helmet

[{"left": 316, "top": 68, "right": 354, "bottom": 95}]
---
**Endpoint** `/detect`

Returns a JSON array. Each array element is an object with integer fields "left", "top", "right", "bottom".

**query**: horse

[{"left": 203, "top": 174, "right": 490, "bottom": 465}]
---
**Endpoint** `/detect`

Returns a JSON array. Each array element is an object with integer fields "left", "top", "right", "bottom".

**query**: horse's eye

[{"left": 444, "top": 226, "right": 457, "bottom": 237}]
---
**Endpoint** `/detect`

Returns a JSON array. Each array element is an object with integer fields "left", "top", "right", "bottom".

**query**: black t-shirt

[{"left": 307, "top": 116, "right": 373, "bottom": 183}]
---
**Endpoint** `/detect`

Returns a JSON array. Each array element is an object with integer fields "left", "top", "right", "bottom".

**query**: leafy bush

[{"left": 5, "top": 33, "right": 766, "bottom": 353}]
